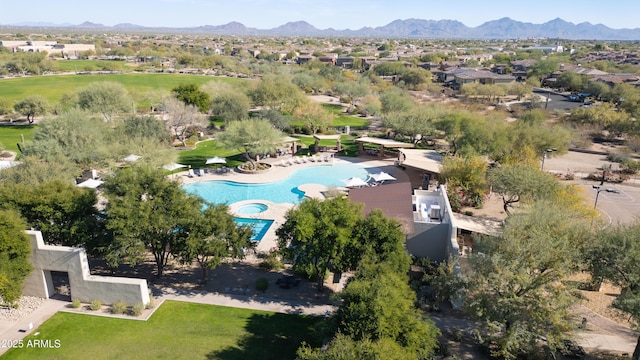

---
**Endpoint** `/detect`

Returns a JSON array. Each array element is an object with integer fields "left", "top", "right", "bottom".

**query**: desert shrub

[
  {"left": 146, "top": 294, "right": 156, "bottom": 309},
  {"left": 111, "top": 300, "right": 127, "bottom": 314},
  {"left": 255, "top": 278, "right": 269, "bottom": 292},
  {"left": 131, "top": 302, "right": 144, "bottom": 316},
  {"left": 621, "top": 158, "right": 640, "bottom": 174},
  {"left": 89, "top": 299, "right": 102, "bottom": 311},
  {"left": 607, "top": 152, "right": 630, "bottom": 163},
  {"left": 70, "top": 299, "right": 81, "bottom": 308},
  {"left": 259, "top": 252, "right": 284, "bottom": 270}
]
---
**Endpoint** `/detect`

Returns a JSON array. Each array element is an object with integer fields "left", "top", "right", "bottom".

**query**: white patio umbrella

[
  {"left": 77, "top": 178, "right": 104, "bottom": 189},
  {"left": 370, "top": 171, "right": 396, "bottom": 183},
  {"left": 162, "top": 163, "right": 187, "bottom": 171},
  {"left": 205, "top": 156, "right": 227, "bottom": 165},
  {"left": 342, "top": 177, "right": 369, "bottom": 188},
  {"left": 122, "top": 154, "right": 141, "bottom": 162},
  {"left": 0, "top": 160, "right": 21, "bottom": 171}
]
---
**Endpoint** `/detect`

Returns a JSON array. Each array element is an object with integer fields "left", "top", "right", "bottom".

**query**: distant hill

[{"left": 2, "top": 17, "right": 640, "bottom": 40}]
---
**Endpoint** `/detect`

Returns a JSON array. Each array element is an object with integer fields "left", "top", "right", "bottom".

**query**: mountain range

[{"left": 3, "top": 17, "right": 640, "bottom": 40}]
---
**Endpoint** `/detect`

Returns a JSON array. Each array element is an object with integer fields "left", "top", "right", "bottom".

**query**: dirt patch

[{"left": 88, "top": 255, "right": 336, "bottom": 306}]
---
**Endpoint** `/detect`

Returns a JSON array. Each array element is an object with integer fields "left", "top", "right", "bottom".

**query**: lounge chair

[
  {"left": 280, "top": 159, "right": 289, "bottom": 167},
  {"left": 302, "top": 155, "right": 308, "bottom": 163},
  {"left": 294, "top": 157, "right": 301, "bottom": 164},
  {"left": 187, "top": 169, "right": 195, "bottom": 178}
]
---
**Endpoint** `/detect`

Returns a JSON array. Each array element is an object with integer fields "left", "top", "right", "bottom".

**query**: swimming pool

[
  {"left": 184, "top": 163, "right": 372, "bottom": 205},
  {"left": 234, "top": 218, "right": 274, "bottom": 241}
]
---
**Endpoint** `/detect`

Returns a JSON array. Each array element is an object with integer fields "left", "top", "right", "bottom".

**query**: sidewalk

[
  {"left": 0, "top": 299, "right": 67, "bottom": 356},
  {"left": 154, "top": 286, "right": 336, "bottom": 317}
]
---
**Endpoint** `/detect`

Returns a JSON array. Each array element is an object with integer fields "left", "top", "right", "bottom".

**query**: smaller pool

[
  {"left": 234, "top": 218, "right": 274, "bottom": 242},
  {"left": 237, "top": 203, "right": 269, "bottom": 215}
]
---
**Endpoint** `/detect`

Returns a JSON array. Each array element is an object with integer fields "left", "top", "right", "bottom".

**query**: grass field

[
  {"left": 178, "top": 139, "right": 245, "bottom": 169},
  {"left": 0, "top": 125, "right": 35, "bottom": 153},
  {"left": 2, "top": 301, "right": 322, "bottom": 360},
  {"left": 0, "top": 74, "right": 248, "bottom": 103}
]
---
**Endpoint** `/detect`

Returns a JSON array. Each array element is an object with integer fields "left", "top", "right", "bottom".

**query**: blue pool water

[
  {"left": 184, "top": 163, "right": 372, "bottom": 205},
  {"left": 234, "top": 218, "right": 274, "bottom": 241},
  {"left": 237, "top": 203, "right": 268, "bottom": 214}
]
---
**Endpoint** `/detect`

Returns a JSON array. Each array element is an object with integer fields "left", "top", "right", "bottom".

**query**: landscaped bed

[{"left": 2, "top": 300, "right": 323, "bottom": 360}]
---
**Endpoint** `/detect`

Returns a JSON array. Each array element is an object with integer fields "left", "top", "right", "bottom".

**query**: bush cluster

[
  {"left": 111, "top": 300, "right": 128, "bottom": 314},
  {"left": 89, "top": 299, "right": 102, "bottom": 311}
]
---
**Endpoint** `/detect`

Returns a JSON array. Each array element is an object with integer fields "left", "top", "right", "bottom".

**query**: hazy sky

[{"left": 2, "top": 0, "right": 639, "bottom": 30}]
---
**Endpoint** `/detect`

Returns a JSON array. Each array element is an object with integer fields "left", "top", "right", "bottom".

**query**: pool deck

[{"left": 178, "top": 156, "right": 404, "bottom": 253}]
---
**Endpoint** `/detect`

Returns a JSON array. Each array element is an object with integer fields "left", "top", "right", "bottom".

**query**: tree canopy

[
  {"left": 277, "top": 197, "right": 362, "bottom": 290},
  {"left": 74, "top": 81, "right": 132, "bottom": 121},
  {"left": 102, "top": 166, "right": 202, "bottom": 277},
  {"left": 171, "top": 83, "right": 210, "bottom": 113},
  {"left": 13, "top": 95, "right": 49, "bottom": 123},
  {"left": 0, "top": 209, "right": 33, "bottom": 305},
  {"left": 436, "top": 202, "right": 590, "bottom": 358},
  {"left": 180, "top": 203, "right": 254, "bottom": 283},
  {"left": 216, "top": 119, "right": 284, "bottom": 167},
  {"left": 0, "top": 180, "right": 103, "bottom": 248},
  {"left": 586, "top": 222, "right": 640, "bottom": 359}
]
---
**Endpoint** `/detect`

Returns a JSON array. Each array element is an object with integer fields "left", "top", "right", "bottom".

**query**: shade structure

[
  {"left": 205, "top": 156, "right": 226, "bottom": 165},
  {"left": 122, "top": 154, "right": 141, "bottom": 162},
  {"left": 342, "top": 177, "right": 369, "bottom": 188},
  {"left": 162, "top": 163, "right": 187, "bottom": 171},
  {"left": 77, "top": 178, "right": 104, "bottom": 189},
  {"left": 370, "top": 171, "right": 396, "bottom": 183}
]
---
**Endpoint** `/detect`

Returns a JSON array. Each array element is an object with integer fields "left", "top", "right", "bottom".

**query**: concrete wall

[
  {"left": 406, "top": 222, "right": 450, "bottom": 262},
  {"left": 22, "top": 231, "right": 150, "bottom": 306},
  {"left": 407, "top": 185, "right": 459, "bottom": 262}
]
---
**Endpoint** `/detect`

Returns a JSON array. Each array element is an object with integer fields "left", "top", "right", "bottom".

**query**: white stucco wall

[{"left": 22, "top": 230, "right": 150, "bottom": 306}]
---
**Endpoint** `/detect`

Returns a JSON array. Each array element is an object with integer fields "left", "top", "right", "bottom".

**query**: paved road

[
  {"left": 543, "top": 150, "right": 640, "bottom": 226},
  {"left": 533, "top": 88, "right": 584, "bottom": 112}
]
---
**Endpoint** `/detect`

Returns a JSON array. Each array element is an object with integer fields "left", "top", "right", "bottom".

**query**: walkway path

[
  {"left": 154, "top": 286, "right": 336, "bottom": 316},
  {"left": 0, "top": 299, "right": 67, "bottom": 356}
]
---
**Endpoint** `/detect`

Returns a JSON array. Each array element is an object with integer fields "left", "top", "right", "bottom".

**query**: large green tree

[
  {"left": 0, "top": 209, "right": 33, "bottom": 305},
  {"left": 181, "top": 203, "right": 254, "bottom": 284},
  {"left": 249, "top": 74, "right": 306, "bottom": 114},
  {"left": 0, "top": 180, "right": 102, "bottom": 248},
  {"left": 102, "top": 166, "right": 202, "bottom": 277},
  {"left": 216, "top": 119, "right": 284, "bottom": 168},
  {"left": 438, "top": 203, "right": 588, "bottom": 358},
  {"left": 335, "top": 261, "right": 440, "bottom": 359},
  {"left": 171, "top": 83, "right": 210, "bottom": 113},
  {"left": 13, "top": 95, "right": 49, "bottom": 123},
  {"left": 209, "top": 90, "right": 251, "bottom": 124},
  {"left": 383, "top": 104, "right": 440, "bottom": 145},
  {"left": 586, "top": 222, "right": 640, "bottom": 359},
  {"left": 277, "top": 196, "right": 362, "bottom": 291},
  {"left": 25, "top": 109, "right": 109, "bottom": 166},
  {"left": 488, "top": 164, "right": 560, "bottom": 215},
  {"left": 292, "top": 101, "right": 333, "bottom": 134},
  {"left": 75, "top": 81, "right": 132, "bottom": 121}
]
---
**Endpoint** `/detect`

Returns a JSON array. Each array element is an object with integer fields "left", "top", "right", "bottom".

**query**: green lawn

[
  {"left": 3, "top": 300, "right": 322, "bottom": 360},
  {"left": 0, "top": 125, "right": 35, "bottom": 153},
  {"left": 321, "top": 103, "right": 370, "bottom": 129},
  {"left": 178, "top": 139, "right": 245, "bottom": 169},
  {"left": 52, "top": 60, "right": 126, "bottom": 72},
  {"left": 293, "top": 134, "right": 359, "bottom": 157},
  {"left": 0, "top": 74, "right": 248, "bottom": 103}
]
